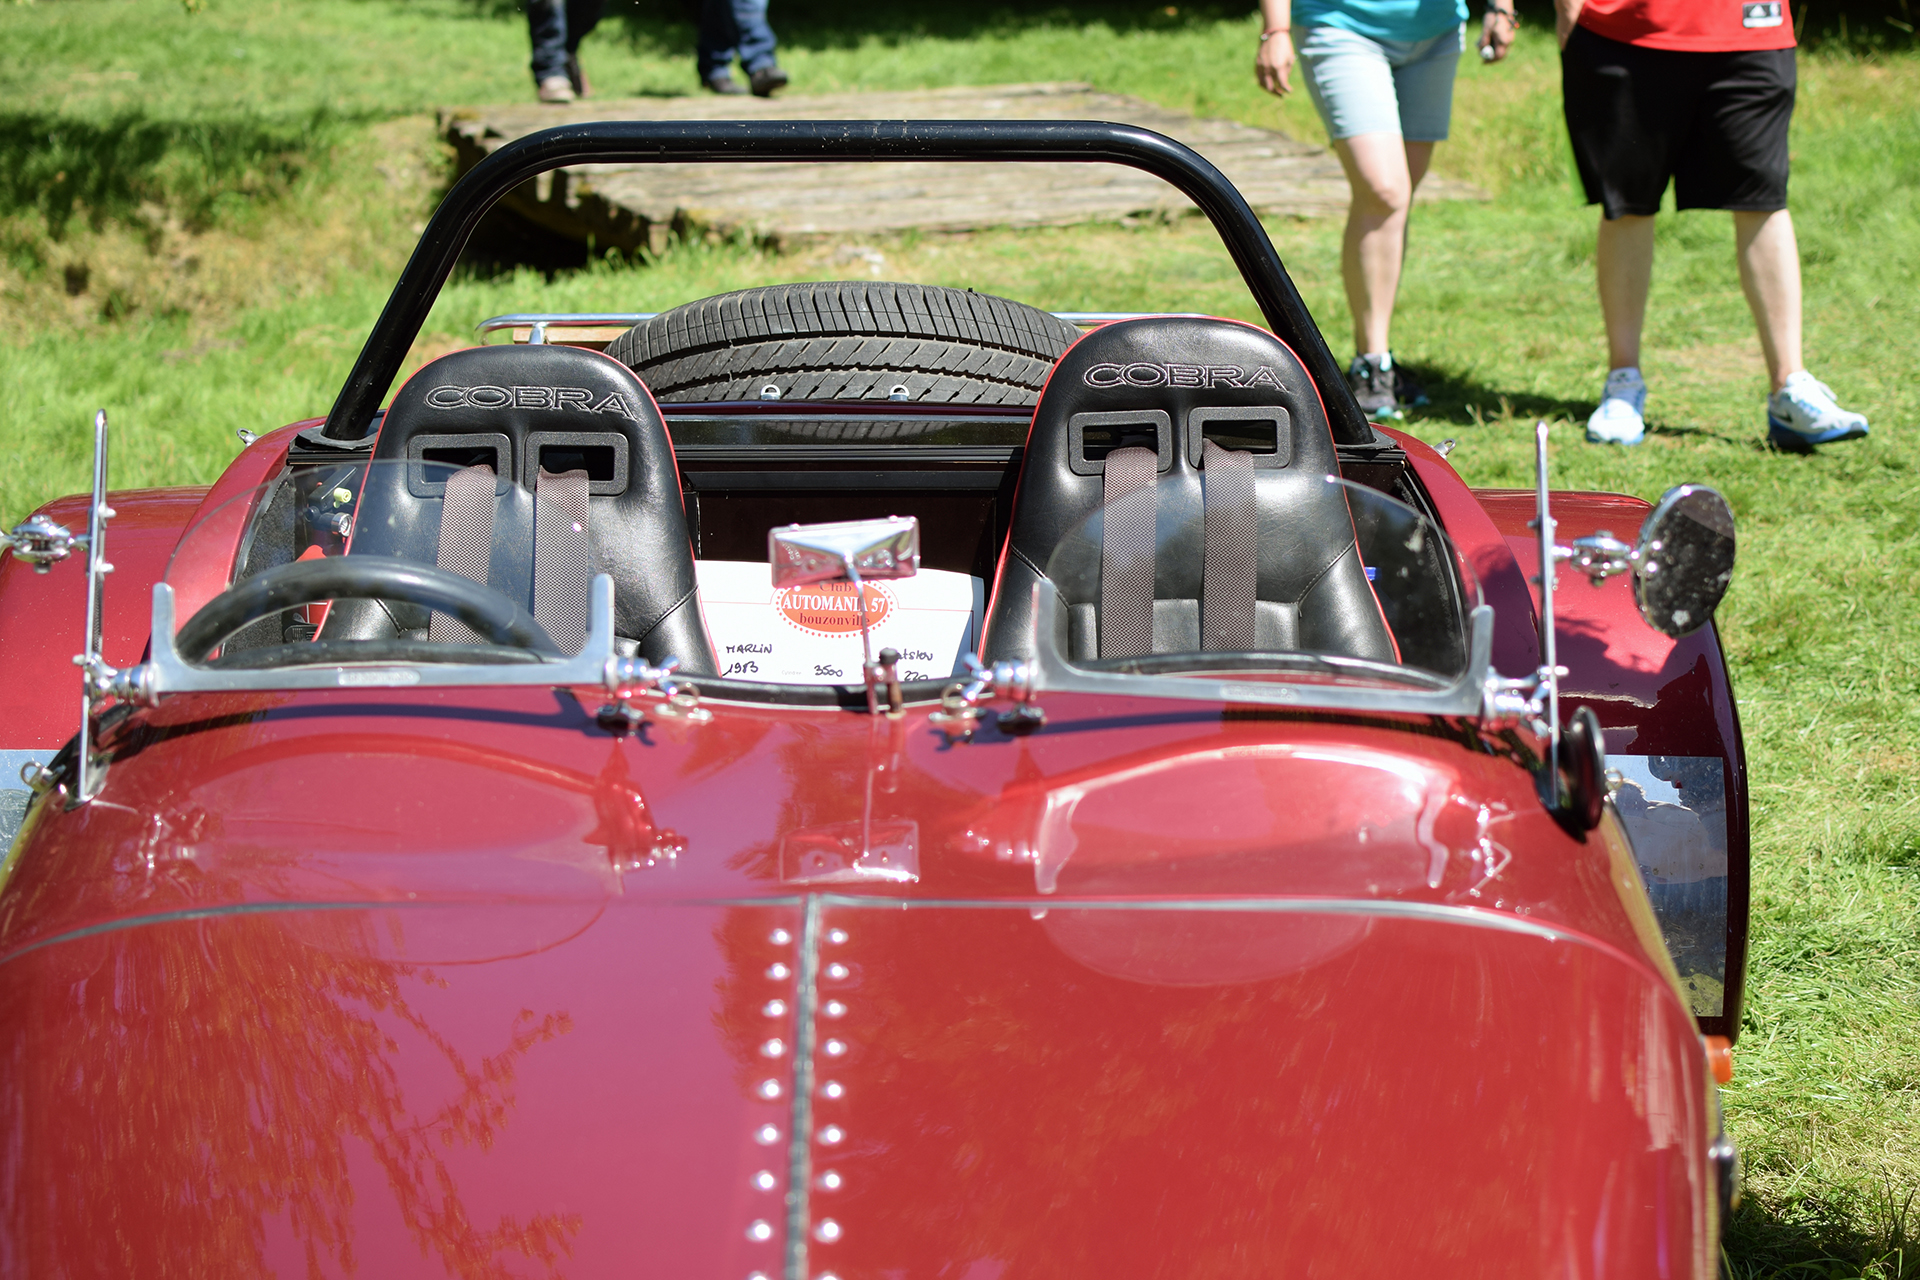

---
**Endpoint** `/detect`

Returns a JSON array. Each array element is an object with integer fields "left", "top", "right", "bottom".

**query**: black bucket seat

[
  {"left": 981, "top": 317, "right": 1396, "bottom": 666},
  {"left": 324, "top": 343, "right": 716, "bottom": 674}
]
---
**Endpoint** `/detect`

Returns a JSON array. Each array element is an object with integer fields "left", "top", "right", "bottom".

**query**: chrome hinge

[
  {"left": 596, "top": 655, "right": 710, "bottom": 729},
  {"left": 3, "top": 514, "right": 88, "bottom": 573},
  {"left": 931, "top": 654, "right": 1042, "bottom": 738}
]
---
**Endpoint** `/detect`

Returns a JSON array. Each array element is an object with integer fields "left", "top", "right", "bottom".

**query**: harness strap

[
  {"left": 428, "top": 464, "right": 497, "bottom": 645},
  {"left": 1099, "top": 445, "right": 1158, "bottom": 658},
  {"left": 1201, "top": 439, "right": 1258, "bottom": 651},
  {"left": 534, "top": 467, "right": 593, "bottom": 656}
]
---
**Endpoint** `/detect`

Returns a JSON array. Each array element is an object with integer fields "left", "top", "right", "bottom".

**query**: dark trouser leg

[
  {"left": 564, "top": 0, "right": 604, "bottom": 54},
  {"left": 697, "top": 0, "right": 738, "bottom": 79},
  {"left": 728, "top": 0, "right": 778, "bottom": 73},
  {"left": 529, "top": 0, "right": 570, "bottom": 81}
]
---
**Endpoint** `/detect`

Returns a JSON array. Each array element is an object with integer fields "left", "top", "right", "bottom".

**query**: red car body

[{"left": 0, "top": 122, "right": 1743, "bottom": 1278}]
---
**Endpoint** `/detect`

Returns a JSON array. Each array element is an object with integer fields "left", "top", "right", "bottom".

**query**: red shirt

[{"left": 1577, "top": 0, "right": 1797, "bottom": 50}]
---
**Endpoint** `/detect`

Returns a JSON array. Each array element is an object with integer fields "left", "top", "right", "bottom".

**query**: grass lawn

[{"left": 3, "top": 1, "right": 1918, "bottom": 1272}]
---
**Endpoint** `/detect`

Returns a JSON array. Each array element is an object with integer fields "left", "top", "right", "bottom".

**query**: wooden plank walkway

[{"left": 443, "top": 82, "right": 1484, "bottom": 254}]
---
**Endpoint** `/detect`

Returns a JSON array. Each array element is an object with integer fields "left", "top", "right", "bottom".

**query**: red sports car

[{"left": 0, "top": 121, "right": 1743, "bottom": 1278}]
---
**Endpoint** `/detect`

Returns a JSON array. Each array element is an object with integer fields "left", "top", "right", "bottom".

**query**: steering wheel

[{"left": 175, "top": 555, "right": 562, "bottom": 663}]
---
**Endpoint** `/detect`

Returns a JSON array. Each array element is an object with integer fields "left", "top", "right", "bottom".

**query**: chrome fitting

[
  {"left": 4, "top": 514, "right": 86, "bottom": 573},
  {"left": 597, "top": 655, "right": 709, "bottom": 727},
  {"left": 931, "top": 654, "right": 1041, "bottom": 736}
]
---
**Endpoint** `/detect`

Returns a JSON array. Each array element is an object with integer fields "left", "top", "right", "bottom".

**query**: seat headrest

[
  {"left": 983, "top": 316, "right": 1394, "bottom": 665},
  {"left": 374, "top": 343, "right": 665, "bottom": 487},
  {"left": 337, "top": 342, "right": 716, "bottom": 672}
]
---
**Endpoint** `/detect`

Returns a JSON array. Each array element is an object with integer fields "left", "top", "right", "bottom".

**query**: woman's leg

[{"left": 1334, "top": 135, "right": 1434, "bottom": 355}]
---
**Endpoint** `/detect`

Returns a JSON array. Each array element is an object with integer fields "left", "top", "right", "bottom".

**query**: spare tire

[{"left": 606, "top": 281, "right": 1082, "bottom": 406}]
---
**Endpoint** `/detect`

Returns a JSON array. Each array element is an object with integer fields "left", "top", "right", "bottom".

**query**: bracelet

[
  {"left": 1259, "top": 26, "right": 1290, "bottom": 40},
  {"left": 1485, "top": 5, "right": 1518, "bottom": 19}
]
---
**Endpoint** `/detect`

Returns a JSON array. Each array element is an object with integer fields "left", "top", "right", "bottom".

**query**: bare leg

[
  {"left": 1334, "top": 135, "right": 1436, "bottom": 355},
  {"left": 1595, "top": 213, "right": 1656, "bottom": 371},
  {"left": 1734, "top": 209, "right": 1803, "bottom": 391}
]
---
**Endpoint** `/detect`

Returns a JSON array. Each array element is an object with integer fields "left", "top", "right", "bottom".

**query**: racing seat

[
  {"left": 325, "top": 343, "right": 717, "bottom": 674},
  {"left": 981, "top": 316, "right": 1396, "bottom": 665}
]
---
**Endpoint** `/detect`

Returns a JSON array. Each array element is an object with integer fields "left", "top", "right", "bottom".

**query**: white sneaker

[
  {"left": 1767, "top": 370, "right": 1869, "bottom": 452},
  {"left": 1586, "top": 368, "right": 1647, "bottom": 445},
  {"left": 536, "top": 75, "right": 575, "bottom": 104}
]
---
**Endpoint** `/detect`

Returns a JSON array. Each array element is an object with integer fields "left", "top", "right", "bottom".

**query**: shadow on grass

[
  {"left": 0, "top": 109, "right": 348, "bottom": 240},
  {"left": 1726, "top": 1186, "right": 1917, "bottom": 1280},
  {"left": 1400, "top": 361, "right": 1771, "bottom": 448}
]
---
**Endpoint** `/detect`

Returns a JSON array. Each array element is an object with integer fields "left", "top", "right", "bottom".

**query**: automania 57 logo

[
  {"left": 425, "top": 385, "right": 638, "bottom": 419},
  {"left": 776, "top": 580, "right": 895, "bottom": 637},
  {"left": 1083, "top": 363, "right": 1287, "bottom": 390}
]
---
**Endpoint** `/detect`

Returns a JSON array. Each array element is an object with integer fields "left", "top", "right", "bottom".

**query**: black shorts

[{"left": 1561, "top": 25, "right": 1795, "bottom": 219}]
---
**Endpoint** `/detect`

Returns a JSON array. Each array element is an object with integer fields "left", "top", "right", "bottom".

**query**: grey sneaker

[
  {"left": 704, "top": 71, "right": 746, "bottom": 95},
  {"left": 1346, "top": 354, "right": 1398, "bottom": 420},
  {"left": 536, "top": 75, "right": 575, "bottom": 104},
  {"left": 1586, "top": 367, "right": 1647, "bottom": 445}
]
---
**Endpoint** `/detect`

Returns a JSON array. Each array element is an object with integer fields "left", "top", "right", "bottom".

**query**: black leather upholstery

[
  {"left": 981, "top": 317, "right": 1397, "bottom": 665},
  {"left": 326, "top": 343, "right": 717, "bottom": 674}
]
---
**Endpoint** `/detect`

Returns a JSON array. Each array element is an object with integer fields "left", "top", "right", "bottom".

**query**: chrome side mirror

[
  {"left": 1563, "top": 485, "right": 1736, "bottom": 638},
  {"left": 768, "top": 516, "right": 920, "bottom": 714}
]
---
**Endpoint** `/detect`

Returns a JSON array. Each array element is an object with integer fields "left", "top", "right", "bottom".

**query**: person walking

[
  {"left": 1559, "top": 0, "right": 1869, "bottom": 449},
  {"left": 1257, "top": 0, "right": 1515, "bottom": 419},
  {"left": 699, "top": 0, "right": 788, "bottom": 97},
  {"left": 528, "top": 0, "right": 603, "bottom": 105}
]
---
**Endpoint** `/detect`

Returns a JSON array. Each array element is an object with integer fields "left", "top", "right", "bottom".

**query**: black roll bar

[{"left": 321, "top": 119, "right": 1369, "bottom": 445}]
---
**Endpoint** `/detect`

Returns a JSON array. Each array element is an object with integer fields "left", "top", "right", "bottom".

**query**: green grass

[{"left": 4, "top": 2, "right": 1920, "bottom": 1273}]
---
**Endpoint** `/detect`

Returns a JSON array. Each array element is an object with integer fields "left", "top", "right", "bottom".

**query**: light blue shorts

[{"left": 1297, "top": 23, "right": 1465, "bottom": 142}]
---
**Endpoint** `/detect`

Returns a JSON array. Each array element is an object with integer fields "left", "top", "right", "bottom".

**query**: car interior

[{"left": 218, "top": 304, "right": 1473, "bottom": 691}]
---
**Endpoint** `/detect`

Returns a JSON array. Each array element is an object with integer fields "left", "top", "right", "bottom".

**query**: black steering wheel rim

[{"left": 176, "top": 555, "right": 562, "bottom": 663}]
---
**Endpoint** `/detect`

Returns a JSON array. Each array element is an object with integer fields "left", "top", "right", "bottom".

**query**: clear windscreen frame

[{"left": 145, "top": 465, "right": 1492, "bottom": 717}]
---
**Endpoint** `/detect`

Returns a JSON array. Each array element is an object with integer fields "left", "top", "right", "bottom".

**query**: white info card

[{"left": 695, "top": 560, "right": 985, "bottom": 685}]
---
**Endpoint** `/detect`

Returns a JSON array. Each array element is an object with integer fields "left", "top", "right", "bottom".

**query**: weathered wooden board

[{"left": 443, "top": 82, "right": 1483, "bottom": 253}]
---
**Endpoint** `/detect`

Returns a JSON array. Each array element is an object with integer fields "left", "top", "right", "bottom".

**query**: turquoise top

[{"left": 1294, "top": 0, "right": 1468, "bottom": 43}]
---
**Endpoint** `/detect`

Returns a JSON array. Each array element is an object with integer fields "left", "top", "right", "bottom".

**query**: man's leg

[
  {"left": 1333, "top": 135, "right": 1433, "bottom": 356},
  {"left": 1733, "top": 208, "right": 1802, "bottom": 391},
  {"left": 1595, "top": 212, "right": 1655, "bottom": 373}
]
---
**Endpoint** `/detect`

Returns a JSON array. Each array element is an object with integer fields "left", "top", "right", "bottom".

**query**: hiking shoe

[
  {"left": 749, "top": 63, "right": 789, "bottom": 97},
  {"left": 1767, "top": 370, "right": 1869, "bottom": 452},
  {"left": 565, "top": 52, "right": 589, "bottom": 98},
  {"left": 536, "top": 75, "right": 576, "bottom": 104},
  {"left": 1346, "top": 353, "right": 1398, "bottom": 420},
  {"left": 704, "top": 71, "right": 746, "bottom": 94},
  {"left": 1390, "top": 357, "right": 1429, "bottom": 409},
  {"left": 1586, "top": 367, "right": 1647, "bottom": 445}
]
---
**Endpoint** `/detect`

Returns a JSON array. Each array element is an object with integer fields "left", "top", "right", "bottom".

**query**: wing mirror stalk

[{"left": 1487, "top": 422, "right": 1737, "bottom": 828}]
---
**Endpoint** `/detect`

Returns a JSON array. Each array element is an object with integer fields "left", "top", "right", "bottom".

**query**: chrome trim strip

[
  {"left": 812, "top": 894, "right": 1574, "bottom": 943},
  {"left": 474, "top": 311, "right": 1189, "bottom": 340},
  {"left": 784, "top": 895, "right": 823, "bottom": 1280}
]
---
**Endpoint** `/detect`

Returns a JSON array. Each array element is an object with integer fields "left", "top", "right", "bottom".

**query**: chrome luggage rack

[{"left": 474, "top": 311, "right": 1185, "bottom": 348}]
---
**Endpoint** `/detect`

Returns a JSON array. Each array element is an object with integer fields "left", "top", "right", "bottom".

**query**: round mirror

[{"left": 1633, "top": 485, "right": 1735, "bottom": 638}]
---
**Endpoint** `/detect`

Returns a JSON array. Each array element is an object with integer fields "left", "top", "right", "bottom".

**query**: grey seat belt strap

[
  {"left": 428, "top": 463, "right": 497, "bottom": 645},
  {"left": 1201, "top": 439, "right": 1258, "bottom": 651},
  {"left": 535, "top": 466, "right": 593, "bottom": 656},
  {"left": 1099, "top": 445, "right": 1158, "bottom": 658}
]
